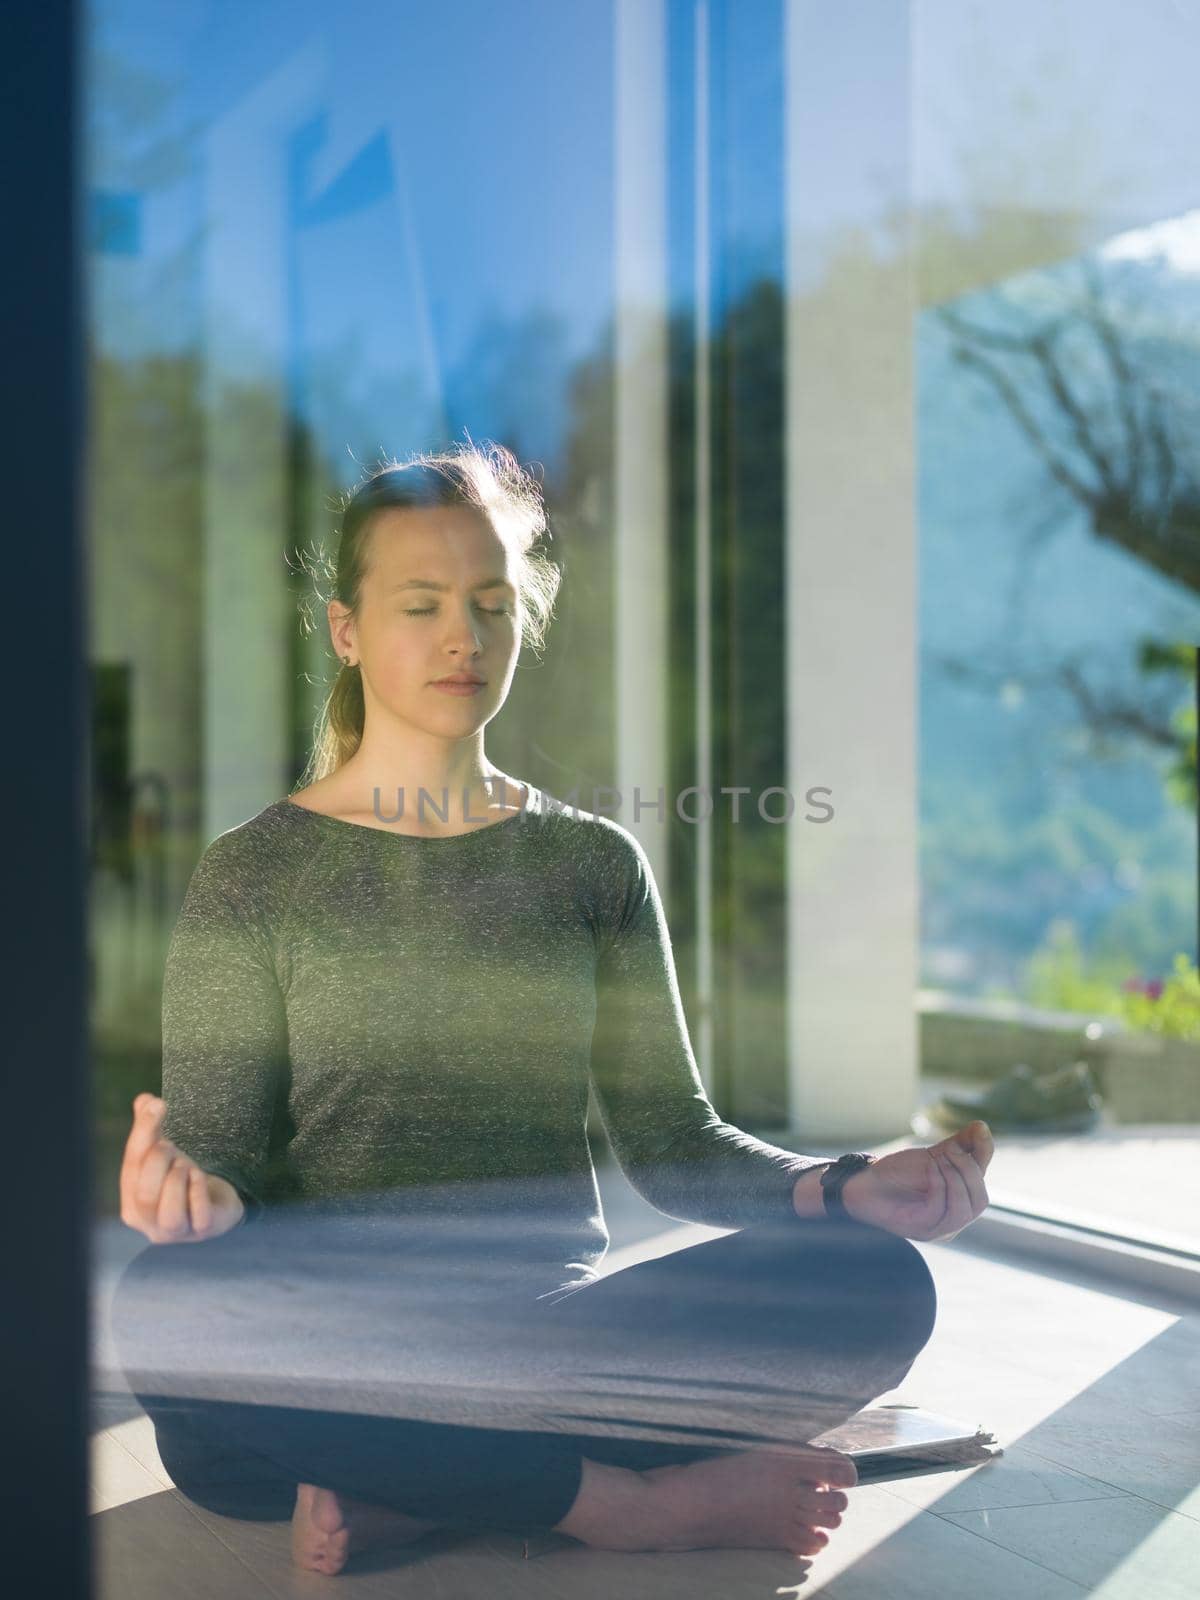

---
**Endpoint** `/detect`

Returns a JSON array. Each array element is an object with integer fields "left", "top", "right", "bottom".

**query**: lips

[{"left": 433, "top": 676, "right": 485, "bottom": 686}]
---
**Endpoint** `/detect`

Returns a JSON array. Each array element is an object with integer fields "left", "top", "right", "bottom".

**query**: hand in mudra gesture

[
  {"left": 842, "top": 1120, "right": 994, "bottom": 1242},
  {"left": 119, "top": 1093, "right": 246, "bottom": 1244}
]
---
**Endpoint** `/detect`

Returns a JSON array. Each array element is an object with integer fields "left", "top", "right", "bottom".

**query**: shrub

[{"left": 1021, "top": 921, "right": 1200, "bottom": 1042}]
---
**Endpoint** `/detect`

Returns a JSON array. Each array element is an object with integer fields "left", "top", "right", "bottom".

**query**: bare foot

[
  {"left": 291, "top": 1481, "right": 441, "bottom": 1574},
  {"left": 552, "top": 1445, "right": 855, "bottom": 1559}
]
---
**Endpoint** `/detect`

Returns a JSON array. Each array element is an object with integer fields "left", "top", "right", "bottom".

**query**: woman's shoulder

[
  {"left": 277, "top": 774, "right": 349, "bottom": 820},
  {"left": 537, "top": 790, "right": 655, "bottom": 894},
  {"left": 543, "top": 788, "right": 645, "bottom": 840},
  {"left": 181, "top": 796, "right": 326, "bottom": 921},
  {"left": 209, "top": 791, "right": 320, "bottom": 857}
]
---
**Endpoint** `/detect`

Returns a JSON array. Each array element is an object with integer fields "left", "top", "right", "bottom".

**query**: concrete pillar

[
  {"left": 783, "top": 1, "right": 918, "bottom": 1141},
  {"left": 613, "top": 0, "right": 671, "bottom": 905}
]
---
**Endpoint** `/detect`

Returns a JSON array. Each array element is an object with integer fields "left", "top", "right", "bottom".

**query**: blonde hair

[{"left": 295, "top": 440, "right": 562, "bottom": 786}]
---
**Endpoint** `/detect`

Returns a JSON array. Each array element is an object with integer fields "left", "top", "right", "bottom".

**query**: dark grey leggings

[{"left": 109, "top": 1210, "right": 937, "bottom": 1535}]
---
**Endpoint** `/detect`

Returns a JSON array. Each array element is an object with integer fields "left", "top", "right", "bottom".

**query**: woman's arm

[
  {"left": 155, "top": 833, "right": 290, "bottom": 1225},
  {"left": 588, "top": 824, "right": 832, "bottom": 1228}
]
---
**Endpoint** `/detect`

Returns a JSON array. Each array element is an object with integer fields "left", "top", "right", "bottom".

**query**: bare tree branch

[
  {"left": 939, "top": 323, "right": 1103, "bottom": 505},
  {"left": 930, "top": 649, "right": 1183, "bottom": 755},
  {"left": 1029, "top": 324, "right": 1118, "bottom": 496},
  {"left": 1078, "top": 258, "right": 1144, "bottom": 499},
  {"left": 934, "top": 272, "right": 1200, "bottom": 596}
]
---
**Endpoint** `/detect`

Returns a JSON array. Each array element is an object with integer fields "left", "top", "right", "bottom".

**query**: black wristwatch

[{"left": 819, "top": 1153, "right": 876, "bottom": 1219}]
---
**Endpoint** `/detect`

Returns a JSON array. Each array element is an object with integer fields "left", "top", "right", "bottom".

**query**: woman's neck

[{"left": 330, "top": 759, "right": 525, "bottom": 829}]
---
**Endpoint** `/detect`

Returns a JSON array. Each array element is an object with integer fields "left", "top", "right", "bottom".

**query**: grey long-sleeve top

[{"left": 159, "top": 784, "right": 829, "bottom": 1288}]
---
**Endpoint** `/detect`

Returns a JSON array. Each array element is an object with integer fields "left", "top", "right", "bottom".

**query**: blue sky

[
  {"left": 87, "top": 0, "right": 1200, "bottom": 469},
  {"left": 90, "top": 0, "right": 622, "bottom": 463}
]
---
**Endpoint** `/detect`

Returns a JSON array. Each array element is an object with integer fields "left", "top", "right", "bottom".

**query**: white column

[
  {"left": 783, "top": 1, "right": 918, "bottom": 1141},
  {"left": 613, "top": 0, "right": 671, "bottom": 902},
  {"left": 201, "top": 50, "right": 320, "bottom": 841}
]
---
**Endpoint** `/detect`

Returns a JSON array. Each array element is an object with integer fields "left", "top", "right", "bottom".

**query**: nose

[{"left": 442, "top": 599, "right": 484, "bottom": 657}]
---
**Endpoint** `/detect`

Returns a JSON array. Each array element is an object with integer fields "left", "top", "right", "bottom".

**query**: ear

[{"left": 327, "top": 598, "right": 354, "bottom": 658}]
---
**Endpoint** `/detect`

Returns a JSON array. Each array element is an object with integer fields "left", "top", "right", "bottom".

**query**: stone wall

[{"left": 918, "top": 990, "right": 1200, "bottom": 1124}]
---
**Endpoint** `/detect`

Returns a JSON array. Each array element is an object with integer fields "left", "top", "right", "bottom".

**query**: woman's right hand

[{"left": 119, "top": 1093, "right": 246, "bottom": 1244}]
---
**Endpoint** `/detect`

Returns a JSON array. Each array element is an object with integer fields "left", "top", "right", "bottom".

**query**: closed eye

[{"left": 402, "top": 605, "right": 512, "bottom": 617}]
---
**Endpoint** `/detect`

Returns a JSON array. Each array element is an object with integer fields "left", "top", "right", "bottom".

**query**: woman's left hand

[{"left": 840, "top": 1120, "right": 994, "bottom": 1242}]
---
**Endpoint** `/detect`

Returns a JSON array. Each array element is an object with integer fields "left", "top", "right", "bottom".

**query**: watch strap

[{"left": 819, "top": 1152, "right": 875, "bottom": 1219}]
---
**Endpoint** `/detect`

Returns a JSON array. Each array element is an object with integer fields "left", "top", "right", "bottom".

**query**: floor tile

[
  {"left": 942, "top": 1491, "right": 1200, "bottom": 1598},
  {"left": 794, "top": 1483, "right": 1088, "bottom": 1598},
  {"left": 95, "top": 1491, "right": 277, "bottom": 1600},
  {"left": 90, "top": 1429, "right": 168, "bottom": 1514},
  {"left": 878, "top": 1440, "right": 1129, "bottom": 1515}
]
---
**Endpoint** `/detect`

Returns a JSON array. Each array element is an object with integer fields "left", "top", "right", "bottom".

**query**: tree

[
  {"left": 935, "top": 257, "right": 1200, "bottom": 596},
  {"left": 929, "top": 255, "right": 1200, "bottom": 812}
]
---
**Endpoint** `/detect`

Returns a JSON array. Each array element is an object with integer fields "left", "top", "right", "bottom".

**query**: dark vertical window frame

[
  {"left": 3, "top": 0, "right": 90, "bottom": 1593},
  {"left": 707, "top": 0, "right": 790, "bottom": 1126},
  {"left": 704, "top": 0, "right": 740, "bottom": 1122},
  {"left": 663, "top": 0, "right": 791, "bottom": 1126}
]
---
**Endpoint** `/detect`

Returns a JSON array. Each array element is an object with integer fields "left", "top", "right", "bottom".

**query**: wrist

[
  {"left": 836, "top": 1167, "right": 872, "bottom": 1221},
  {"left": 792, "top": 1164, "right": 833, "bottom": 1219},
  {"left": 792, "top": 1160, "right": 874, "bottom": 1221}
]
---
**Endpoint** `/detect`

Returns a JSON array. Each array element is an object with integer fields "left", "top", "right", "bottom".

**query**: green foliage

[
  {"left": 1137, "top": 639, "right": 1198, "bottom": 812},
  {"left": 1021, "top": 919, "right": 1200, "bottom": 1041},
  {"left": 1121, "top": 954, "right": 1200, "bottom": 1042},
  {"left": 1023, "top": 920, "right": 1126, "bottom": 1012}
]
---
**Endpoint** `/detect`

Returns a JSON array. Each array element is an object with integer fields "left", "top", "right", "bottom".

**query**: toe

[
  {"left": 792, "top": 1525, "right": 828, "bottom": 1555},
  {"left": 796, "top": 1487, "right": 845, "bottom": 1525}
]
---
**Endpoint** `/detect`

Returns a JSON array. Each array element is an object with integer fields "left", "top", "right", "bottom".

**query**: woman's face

[{"left": 338, "top": 504, "right": 523, "bottom": 741}]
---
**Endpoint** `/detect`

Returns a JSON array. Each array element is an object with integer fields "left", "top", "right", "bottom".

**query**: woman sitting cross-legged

[{"left": 111, "top": 441, "right": 993, "bottom": 1576}]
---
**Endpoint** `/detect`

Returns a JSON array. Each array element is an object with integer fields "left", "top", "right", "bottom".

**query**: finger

[
  {"left": 188, "top": 1164, "right": 213, "bottom": 1236},
  {"left": 942, "top": 1137, "right": 988, "bottom": 1217},
  {"left": 133, "top": 1136, "right": 181, "bottom": 1216},
  {"left": 120, "top": 1096, "right": 166, "bottom": 1213},
  {"left": 915, "top": 1146, "right": 950, "bottom": 1240},
  {"left": 935, "top": 1148, "right": 972, "bottom": 1235},
  {"left": 959, "top": 1119, "right": 995, "bottom": 1173},
  {"left": 124, "top": 1094, "right": 166, "bottom": 1162},
  {"left": 157, "top": 1156, "right": 194, "bottom": 1239}
]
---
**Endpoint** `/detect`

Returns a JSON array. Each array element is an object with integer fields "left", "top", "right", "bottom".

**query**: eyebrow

[{"left": 388, "top": 578, "right": 515, "bottom": 594}]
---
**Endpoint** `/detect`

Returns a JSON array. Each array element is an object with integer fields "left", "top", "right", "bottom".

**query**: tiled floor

[{"left": 91, "top": 1157, "right": 1200, "bottom": 1597}]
